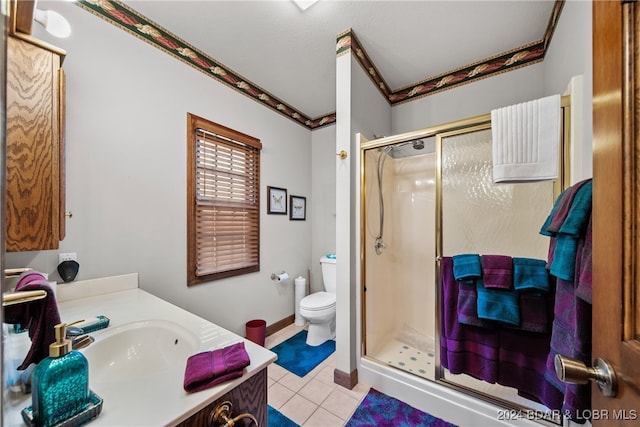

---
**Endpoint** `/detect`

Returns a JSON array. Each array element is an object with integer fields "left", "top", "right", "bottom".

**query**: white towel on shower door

[{"left": 491, "top": 94, "right": 561, "bottom": 183}]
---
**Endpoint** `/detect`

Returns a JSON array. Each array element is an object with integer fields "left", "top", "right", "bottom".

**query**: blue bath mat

[
  {"left": 270, "top": 330, "right": 335, "bottom": 377},
  {"left": 268, "top": 405, "right": 299, "bottom": 427},
  {"left": 346, "top": 388, "right": 458, "bottom": 427}
]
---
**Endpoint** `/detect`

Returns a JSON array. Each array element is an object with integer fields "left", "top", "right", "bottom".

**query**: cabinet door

[{"left": 6, "top": 36, "right": 61, "bottom": 251}]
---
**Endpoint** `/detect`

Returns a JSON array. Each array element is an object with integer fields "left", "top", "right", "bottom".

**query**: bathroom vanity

[{"left": 3, "top": 274, "right": 276, "bottom": 426}]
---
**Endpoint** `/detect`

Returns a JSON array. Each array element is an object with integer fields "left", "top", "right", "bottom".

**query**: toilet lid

[{"left": 300, "top": 292, "right": 336, "bottom": 311}]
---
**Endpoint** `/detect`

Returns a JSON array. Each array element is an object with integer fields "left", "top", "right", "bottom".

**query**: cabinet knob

[
  {"left": 65, "top": 211, "right": 73, "bottom": 218},
  {"left": 209, "top": 401, "right": 258, "bottom": 427}
]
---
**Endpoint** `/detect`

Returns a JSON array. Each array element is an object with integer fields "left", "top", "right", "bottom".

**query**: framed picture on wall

[
  {"left": 267, "top": 186, "right": 287, "bottom": 214},
  {"left": 289, "top": 195, "right": 306, "bottom": 221}
]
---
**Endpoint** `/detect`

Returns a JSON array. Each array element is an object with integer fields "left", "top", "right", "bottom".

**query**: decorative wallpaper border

[
  {"left": 337, "top": 2, "right": 557, "bottom": 107},
  {"left": 76, "top": 0, "right": 336, "bottom": 129},
  {"left": 77, "top": 0, "right": 562, "bottom": 130}
]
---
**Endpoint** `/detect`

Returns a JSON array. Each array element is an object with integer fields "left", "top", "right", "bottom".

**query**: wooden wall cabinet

[{"left": 5, "top": 35, "right": 66, "bottom": 252}]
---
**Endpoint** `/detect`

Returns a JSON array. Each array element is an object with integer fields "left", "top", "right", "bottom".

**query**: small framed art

[
  {"left": 267, "top": 186, "right": 287, "bottom": 214},
  {"left": 289, "top": 195, "right": 306, "bottom": 221}
]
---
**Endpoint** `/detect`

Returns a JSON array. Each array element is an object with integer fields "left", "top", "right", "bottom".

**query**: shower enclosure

[{"left": 360, "top": 105, "right": 570, "bottom": 423}]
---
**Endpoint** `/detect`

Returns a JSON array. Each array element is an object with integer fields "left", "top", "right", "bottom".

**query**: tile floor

[{"left": 265, "top": 323, "right": 371, "bottom": 427}]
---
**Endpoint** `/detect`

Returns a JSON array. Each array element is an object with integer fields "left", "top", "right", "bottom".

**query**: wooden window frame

[{"left": 187, "top": 113, "right": 262, "bottom": 286}]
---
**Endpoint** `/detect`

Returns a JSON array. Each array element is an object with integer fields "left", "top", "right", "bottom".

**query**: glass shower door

[{"left": 438, "top": 124, "right": 560, "bottom": 421}]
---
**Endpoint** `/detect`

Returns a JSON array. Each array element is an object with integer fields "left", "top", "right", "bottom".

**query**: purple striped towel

[{"left": 481, "top": 255, "right": 513, "bottom": 289}]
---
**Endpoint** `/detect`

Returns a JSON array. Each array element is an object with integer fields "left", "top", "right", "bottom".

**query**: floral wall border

[
  {"left": 76, "top": 0, "right": 336, "bottom": 130},
  {"left": 336, "top": 0, "right": 564, "bottom": 106},
  {"left": 76, "top": 0, "right": 562, "bottom": 131}
]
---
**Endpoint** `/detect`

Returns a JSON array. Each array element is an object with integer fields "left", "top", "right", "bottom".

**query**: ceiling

[{"left": 107, "top": 0, "right": 558, "bottom": 124}]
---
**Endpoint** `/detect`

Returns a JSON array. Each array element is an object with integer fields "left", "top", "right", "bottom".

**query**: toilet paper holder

[{"left": 271, "top": 271, "right": 289, "bottom": 282}]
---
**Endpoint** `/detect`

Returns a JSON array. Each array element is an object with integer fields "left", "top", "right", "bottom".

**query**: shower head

[{"left": 382, "top": 137, "right": 435, "bottom": 159}]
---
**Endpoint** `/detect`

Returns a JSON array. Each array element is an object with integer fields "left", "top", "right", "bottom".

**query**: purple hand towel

[
  {"left": 481, "top": 255, "right": 513, "bottom": 289},
  {"left": 184, "top": 342, "right": 250, "bottom": 393},
  {"left": 4, "top": 271, "right": 61, "bottom": 370}
]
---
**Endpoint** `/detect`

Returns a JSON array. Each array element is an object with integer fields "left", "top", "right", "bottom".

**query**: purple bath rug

[{"left": 346, "top": 388, "right": 458, "bottom": 427}]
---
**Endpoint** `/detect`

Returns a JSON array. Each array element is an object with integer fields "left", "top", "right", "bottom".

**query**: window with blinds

[{"left": 187, "top": 113, "right": 262, "bottom": 285}]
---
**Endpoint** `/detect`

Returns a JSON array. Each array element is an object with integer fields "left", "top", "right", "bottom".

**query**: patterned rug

[
  {"left": 270, "top": 330, "right": 335, "bottom": 377},
  {"left": 268, "top": 405, "right": 298, "bottom": 427},
  {"left": 346, "top": 388, "right": 458, "bottom": 427}
]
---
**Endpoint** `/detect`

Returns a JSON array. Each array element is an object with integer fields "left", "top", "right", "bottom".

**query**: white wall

[
  {"left": 4, "top": 1, "right": 312, "bottom": 336},
  {"left": 310, "top": 125, "right": 336, "bottom": 294},
  {"left": 335, "top": 51, "right": 391, "bottom": 379},
  {"left": 543, "top": 0, "right": 593, "bottom": 182}
]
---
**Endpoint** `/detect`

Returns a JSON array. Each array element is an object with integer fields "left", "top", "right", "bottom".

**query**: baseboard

[
  {"left": 334, "top": 368, "right": 358, "bottom": 390},
  {"left": 266, "top": 314, "right": 294, "bottom": 337}
]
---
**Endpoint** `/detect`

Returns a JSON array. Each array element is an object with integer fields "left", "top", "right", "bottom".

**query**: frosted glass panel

[
  {"left": 440, "top": 126, "right": 558, "bottom": 416},
  {"left": 441, "top": 128, "right": 553, "bottom": 259}
]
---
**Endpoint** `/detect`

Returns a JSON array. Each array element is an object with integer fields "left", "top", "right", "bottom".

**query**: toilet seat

[{"left": 300, "top": 292, "right": 335, "bottom": 311}]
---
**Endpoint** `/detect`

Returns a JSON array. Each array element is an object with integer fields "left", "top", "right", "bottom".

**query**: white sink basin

[{"left": 81, "top": 319, "right": 199, "bottom": 382}]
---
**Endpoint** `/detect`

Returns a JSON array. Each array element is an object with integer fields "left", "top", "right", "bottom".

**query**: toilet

[{"left": 299, "top": 256, "right": 336, "bottom": 346}]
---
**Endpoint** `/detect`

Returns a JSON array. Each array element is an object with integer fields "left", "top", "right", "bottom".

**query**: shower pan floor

[{"left": 374, "top": 338, "right": 435, "bottom": 380}]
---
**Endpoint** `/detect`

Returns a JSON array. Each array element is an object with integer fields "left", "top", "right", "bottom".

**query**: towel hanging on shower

[{"left": 491, "top": 94, "right": 561, "bottom": 183}]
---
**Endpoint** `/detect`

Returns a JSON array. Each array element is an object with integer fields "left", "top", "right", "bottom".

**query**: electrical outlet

[{"left": 58, "top": 252, "right": 77, "bottom": 264}]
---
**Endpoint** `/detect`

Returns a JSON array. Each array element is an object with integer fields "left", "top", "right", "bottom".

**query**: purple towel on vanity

[
  {"left": 4, "top": 271, "right": 61, "bottom": 370},
  {"left": 441, "top": 257, "right": 499, "bottom": 383},
  {"left": 481, "top": 255, "right": 512, "bottom": 289},
  {"left": 183, "top": 342, "right": 250, "bottom": 393}
]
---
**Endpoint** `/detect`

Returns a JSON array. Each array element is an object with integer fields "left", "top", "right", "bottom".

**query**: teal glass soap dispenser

[{"left": 31, "top": 323, "right": 90, "bottom": 427}]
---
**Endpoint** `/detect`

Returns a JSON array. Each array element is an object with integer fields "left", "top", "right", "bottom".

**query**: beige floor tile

[
  {"left": 313, "top": 363, "right": 335, "bottom": 385},
  {"left": 321, "top": 388, "right": 360, "bottom": 420},
  {"left": 267, "top": 381, "right": 295, "bottom": 409},
  {"left": 267, "top": 362, "right": 289, "bottom": 382},
  {"left": 303, "top": 407, "right": 345, "bottom": 427},
  {"left": 279, "top": 394, "right": 318, "bottom": 425},
  {"left": 340, "top": 381, "right": 371, "bottom": 402},
  {"left": 298, "top": 378, "right": 336, "bottom": 405},
  {"left": 279, "top": 371, "right": 312, "bottom": 392}
]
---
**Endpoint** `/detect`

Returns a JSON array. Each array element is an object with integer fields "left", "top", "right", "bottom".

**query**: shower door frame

[{"left": 359, "top": 95, "right": 571, "bottom": 421}]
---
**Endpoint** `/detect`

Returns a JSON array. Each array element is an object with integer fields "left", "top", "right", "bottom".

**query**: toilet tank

[{"left": 320, "top": 256, "right": 337, "bottom": 294}]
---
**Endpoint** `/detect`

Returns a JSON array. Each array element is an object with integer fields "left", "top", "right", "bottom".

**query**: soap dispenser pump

[{"left": 30, "top": 323, "right": 89, "bottom": 427}]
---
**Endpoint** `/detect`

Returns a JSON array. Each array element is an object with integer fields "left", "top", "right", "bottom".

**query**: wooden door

[{"left": 592, "top": 1, "right": 640, "bottom": 424}]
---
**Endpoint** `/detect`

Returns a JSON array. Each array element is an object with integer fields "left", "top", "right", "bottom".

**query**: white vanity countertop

[{"left": 3, "top": 277, "right": 276, "bottom": 426}]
